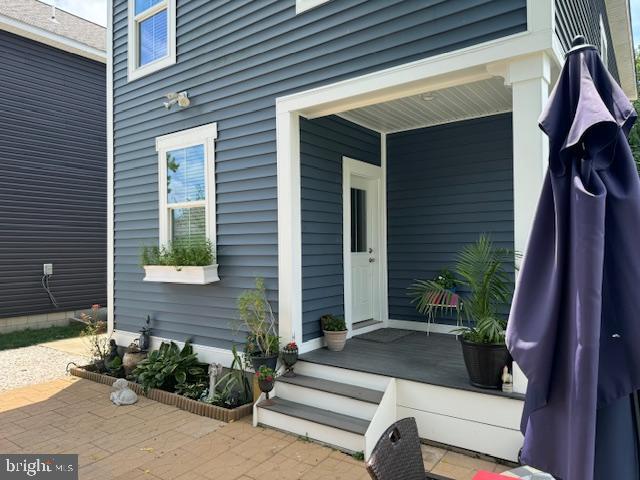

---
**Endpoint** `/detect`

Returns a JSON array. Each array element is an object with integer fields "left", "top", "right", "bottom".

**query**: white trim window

[
  {"left": 128, "top": 0, "right": 176, "bottom": 81},
  {"left": 155, "top": 123, "right": 217, "bottom": 248}
]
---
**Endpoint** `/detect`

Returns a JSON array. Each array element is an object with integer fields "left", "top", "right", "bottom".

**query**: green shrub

[
  {"left": 141, "top": 239, "right": 215, "bottom": 267},
  {"left": 133, "top": 341, "right": 206, "bottom": 393},
  {"left": 237, "top": 278, "right": 279, "bottom": 358},
  {"left": 205, "top": 346, "right": 253, "bottom": 409},
  {"left": 320, "top": 314, "right": 346, "bottom": 332}
]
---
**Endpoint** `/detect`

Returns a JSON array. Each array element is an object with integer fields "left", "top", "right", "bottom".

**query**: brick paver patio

[{"left": 0, "top": 377, "right": 512, "bottom": 479}]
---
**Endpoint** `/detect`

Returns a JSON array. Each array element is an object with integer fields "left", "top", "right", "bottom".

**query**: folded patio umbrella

[{"left": 506, "top": 39, "right": 640, "bottom": 480}]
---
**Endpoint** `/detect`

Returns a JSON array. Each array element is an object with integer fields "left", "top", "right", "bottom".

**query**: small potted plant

[
  {"left": 321, "top": 314, "right": 348, "bottom": 352},
  {"left": 434, "top": 268, "right": 457, "bottom": 293},
  {"left": 256, "top": 365, "right": 276, "bottom": 406},
  {"left": 281, "top": 341, "right": 298, "bottom": 377},
  {"left": 238, "top": 278, "right": 280, "bottom": 371}
]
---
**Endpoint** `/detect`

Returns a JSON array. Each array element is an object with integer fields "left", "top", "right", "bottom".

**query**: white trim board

[
  {"left": 0, "top": 14, "right": 106, "bottom": 62},
  {"left": 106, "top": 0, "right": 114, "bottom": 335},
  {"left": 112, "top": 330, "right": 236, "bottom": 366}
]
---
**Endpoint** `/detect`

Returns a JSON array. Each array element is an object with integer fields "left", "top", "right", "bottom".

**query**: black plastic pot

[
  {"left": 250, "top": 354, "right": 278, "bottom": 372},
  {"left": 460, "top": 338, "right": 511, "bottom": 389}
]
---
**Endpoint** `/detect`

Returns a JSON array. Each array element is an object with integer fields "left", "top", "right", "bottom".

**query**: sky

[
  {"left": 41, "top": 0, "right": 640, "bottom": 49},
  {"left": 41, "top": 0, "right": 107, "bottom": 27}
]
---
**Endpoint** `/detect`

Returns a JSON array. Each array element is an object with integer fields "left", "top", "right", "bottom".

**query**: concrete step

[{"left": 257, "top": 397, "right": 369, "bottom": 453}]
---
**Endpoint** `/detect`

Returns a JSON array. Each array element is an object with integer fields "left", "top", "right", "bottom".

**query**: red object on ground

[{"left": 472, "top": 472, "right": 511, "bottom": 480}]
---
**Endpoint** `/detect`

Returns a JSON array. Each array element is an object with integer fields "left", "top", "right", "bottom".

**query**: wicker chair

[{"left": 366, "top": 417, "right": 452, "bottom": 480}]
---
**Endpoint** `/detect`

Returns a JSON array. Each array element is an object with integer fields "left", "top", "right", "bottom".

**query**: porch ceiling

[{"left": 338, "top": 77, "right": 512, "bottom": 134}]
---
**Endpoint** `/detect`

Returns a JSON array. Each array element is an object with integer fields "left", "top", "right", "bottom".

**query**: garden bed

[{"left": 69, "top": 365, "right": 253, "bottom": 422}]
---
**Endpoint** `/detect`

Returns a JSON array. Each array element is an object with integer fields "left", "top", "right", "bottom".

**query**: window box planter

[
  {"left": 143, "top": 264, "right": 219, "bottom": 285},
  {"left": 69, "top": 365, "right": 252, "bottom": 422}
]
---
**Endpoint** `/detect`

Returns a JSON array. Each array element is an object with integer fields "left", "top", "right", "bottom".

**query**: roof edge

[
  {"left": 604, "top": 0, "right": 637, "bottom": 100},
  {"left": 0, "top": 13, "right": 106, "bottom": 63}
]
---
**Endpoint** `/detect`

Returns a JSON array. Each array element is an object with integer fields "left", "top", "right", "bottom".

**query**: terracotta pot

[
  {"left": 323, "top": 330, "right": 347, "bottom": 352},
  {"left": 460, "top": 338, "right": 511, "bottom": 389},
  {"left": 122, "top": 351, "right": 147, "bottom": 377}
]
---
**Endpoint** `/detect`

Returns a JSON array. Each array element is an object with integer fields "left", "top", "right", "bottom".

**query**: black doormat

[{"left": 355, "top": 328, "right": 414, "bottom": 344}]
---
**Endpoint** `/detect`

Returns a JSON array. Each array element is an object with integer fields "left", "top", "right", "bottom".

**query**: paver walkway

[{"left": 0, "top": 377, "right": 513, "bottom": 479}]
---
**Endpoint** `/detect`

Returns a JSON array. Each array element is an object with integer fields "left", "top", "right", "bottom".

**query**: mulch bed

[{"left": 69, "top": 366, "right": 253, "bottom": 423}]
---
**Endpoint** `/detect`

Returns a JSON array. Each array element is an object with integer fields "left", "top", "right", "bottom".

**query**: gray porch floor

[{"left": 300, "top": 330, "right": 524, "bottom": 400}]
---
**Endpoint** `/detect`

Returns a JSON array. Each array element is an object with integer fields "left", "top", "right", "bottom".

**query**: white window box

[{"left": 143, "top": 264, "right": 220, "bottom": 285}]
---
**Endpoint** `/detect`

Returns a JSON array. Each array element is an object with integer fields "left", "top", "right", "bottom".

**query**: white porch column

[
  {"left": 276, "top": 110, "right": 302, "bottom": 345},
  {"left": 504, "top": 52, "right": 551, "bottom": 394}
]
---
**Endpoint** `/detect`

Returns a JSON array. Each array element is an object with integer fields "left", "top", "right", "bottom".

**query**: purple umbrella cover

[{"left": 506, "top": 47, "right": 640, "bottom": 480}]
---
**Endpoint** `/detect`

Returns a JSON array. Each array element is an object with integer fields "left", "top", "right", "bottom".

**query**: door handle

[{"left": 368, "top": 248, "right": 373, "bottom": 254}]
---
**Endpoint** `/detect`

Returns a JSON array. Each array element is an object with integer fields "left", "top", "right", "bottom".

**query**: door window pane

[
  {"left": 167, "top": 145, "right": 205, "bottom": 204},
  {"left": 171, "top": 207, "right": 206, "bottom": 245},
  {"left": 351, "top": 188, "right": 367, "bottom": 253},
  {"left": 139, "top": 9, "right": 168, "bottom": 66}
]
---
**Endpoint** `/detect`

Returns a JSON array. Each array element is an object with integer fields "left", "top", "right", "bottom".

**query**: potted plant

[
  {"left": 434, "top": 268, "right": 457, "bottom": 293},
  {"left": 281, "top": 341, "right": 298, "bottom": 377},
  {"left": 238, "top": 278, "right": 280, "bottom": 371},
  {"left": 321, "top": 314, "right": 348, "bottom": 352},
  {"left": 409, "top": 235, "right": 514, "bottom": 389},
  {"left": 141, "top": 239, "right": 219, "bottom": 284},
  {"left": 256, "top": 365, "right": 276, "bottom": 406}
]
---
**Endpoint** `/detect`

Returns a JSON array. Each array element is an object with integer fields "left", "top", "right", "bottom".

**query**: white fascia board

[{"left": 0, "top": 14, "right": 106, "bottom": 63}]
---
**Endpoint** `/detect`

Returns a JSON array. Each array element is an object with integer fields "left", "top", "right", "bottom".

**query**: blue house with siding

[
  {"left": 0, "top": 0, "right": 106, "bottom": 333},
  {"left": 107, "top": 0, "right": 636, "bottom": 461}
]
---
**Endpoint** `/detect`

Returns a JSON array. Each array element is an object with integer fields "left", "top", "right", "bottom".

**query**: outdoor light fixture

[{"left": 164, "top": 91, "right": 190, "bottom": 109}]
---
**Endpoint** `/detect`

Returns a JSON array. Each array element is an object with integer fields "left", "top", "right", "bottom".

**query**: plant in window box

[
  {"left": 321, "top": 314, "right": 348, "bottom": 352},
  {"left": 237, "top": 278, "right": 280, "bottom": 372},
  {"left": 281, "top": 341, "right": 299, "bottom": 377},
  {"left": 141, "top": 239, "right": 219, "bottom": 284}
]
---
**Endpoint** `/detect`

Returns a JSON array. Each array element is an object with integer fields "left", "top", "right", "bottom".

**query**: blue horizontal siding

[
  {"left": 0, "top": 31, "right": 106, "bottom": 317},
  {"left": 386, "top": 114, "right": 515, "bottom": 323},
  {"left": 112, "top": 0, "right": 527, "bottom": 348},
  {"left": 300, "top": 116, "right": 380, "bottom": 341}
]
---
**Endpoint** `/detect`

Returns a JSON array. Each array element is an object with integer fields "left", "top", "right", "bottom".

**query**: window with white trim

[
  {"left": 599, "top": 14, "right": 609, "bottom": 70},
  {"left": 128, "top": 0, "right": 176, "bottom": 81},
  {"left": 155, "top": 124, "right": 217, "bottom": 248}
]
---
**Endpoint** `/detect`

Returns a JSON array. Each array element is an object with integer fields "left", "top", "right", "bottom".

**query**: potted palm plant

[
  {"left": 409, "top": 235, "right": 514, "bottom": 389},
  {"left": 238, "top": 278, "right": 280, "bottom": 371}
]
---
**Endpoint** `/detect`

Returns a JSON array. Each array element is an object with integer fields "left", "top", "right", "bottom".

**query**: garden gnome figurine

[
  {"left": 208, "top": 363, "right": 223, "bottom": 399},
  {"left": 110, "top": 378, "right": 138, "bottom": 406},
  {"left": 501, "top": 366, "right": 513, "bottom": 393}
]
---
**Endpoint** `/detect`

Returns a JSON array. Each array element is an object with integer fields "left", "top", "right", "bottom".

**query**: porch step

[
  {"left": 260, "top": 397, "right": 370, "bottom": 435},
  {"left": 257, "top": 397, "right": 369, "bottom": 453},
  {"left": 277, "top": 374, "right": 383, "bottom": 404}
]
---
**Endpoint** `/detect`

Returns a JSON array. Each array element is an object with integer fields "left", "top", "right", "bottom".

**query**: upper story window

[
  {"left": 599, "top": 14, "right": 609, "bottom": 70},
  {"left": 156, "top": 124, "right": 217, "bottom": 248},
  {"left": 128, "top": 0, "right": 176, "bottom": 81},
  {"left": 296, "top": 0, "right": 331, "bottom": 14}
]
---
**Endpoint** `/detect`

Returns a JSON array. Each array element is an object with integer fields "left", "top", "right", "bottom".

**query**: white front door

[{"left": 343, "top": 157, "right": 382, "bottom": 331}]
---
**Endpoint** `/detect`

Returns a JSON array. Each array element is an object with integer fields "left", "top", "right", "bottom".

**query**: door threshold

[{"left": 352, "top": 319, "right": 383, "bottom": 331}]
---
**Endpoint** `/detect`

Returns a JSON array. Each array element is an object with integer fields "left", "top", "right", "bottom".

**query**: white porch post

[
  {"left": 276, "top": 110, "right": 302, "bottom": 345},
  {"left": 505, "top": 52, "right": 551, "bottom": 394}
]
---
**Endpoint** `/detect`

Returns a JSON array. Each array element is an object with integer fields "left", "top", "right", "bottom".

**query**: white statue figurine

[
  {"left": 110, "top": 378, "right": 138, "bottom": 406},
  {"left": 501, "top": 366, "right": 513, "bottom": 393},
  {"left": 208, "top": 363, "right": 224, "bottom": 399}
]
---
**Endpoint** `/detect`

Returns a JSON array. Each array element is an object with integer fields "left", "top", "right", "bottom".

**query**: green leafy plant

[
  {"left": 320, "top": 314, "right": 347, "bottom": 332},
  {"left": 409, "top": 235, "right": 514, "bottom": 344},
  {"left": 434, "top": 268, "right": 456, "bottom": 291},
  {"left": 237, "top": 278, "right": 279, "bottom": 357},
  {"left": 203, "top": 346, "right": 252, "bottom": 409},
  {"left": 141, "top": 239, "right": 215, "bottom": 267},
  {"left": 175, "top": 380, "right": 208, "bottom": 400},
  {"left": 105, "top": 355, "right": 124, "bottom": 377},
  {"left": 255, "top": 364, "right": 276, "bottom": 382},
  {"left": 133, "top": 341, "right": 206, "bottom": 393}
]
